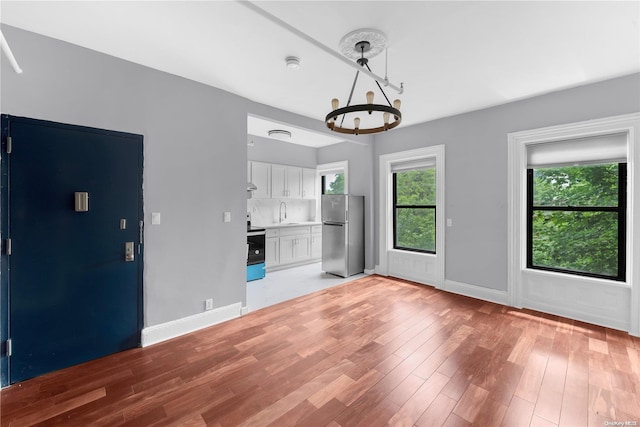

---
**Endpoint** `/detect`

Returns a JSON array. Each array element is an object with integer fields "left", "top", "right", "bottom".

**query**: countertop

[{"left": 255, "top": 221, "right": 321, "bottom": 229}]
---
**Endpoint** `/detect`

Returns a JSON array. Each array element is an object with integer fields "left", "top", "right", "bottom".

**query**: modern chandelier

[{"left": 325, "top": 29, "right": 403, "bottom": 135}]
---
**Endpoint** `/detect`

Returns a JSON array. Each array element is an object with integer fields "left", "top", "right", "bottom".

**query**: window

[
  {"left": 527, "top": 162, "right": 627, "bottom": 281},
  {"left": 321, "top": 173, "right": 344, "bottom": 195},
  {"left": 393, "top": 167, "right": 436, "bottom": 253}
]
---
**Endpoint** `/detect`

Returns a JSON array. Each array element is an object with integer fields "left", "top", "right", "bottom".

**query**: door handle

[{"left": 125, "top": 242, "right": 135, "bottom": 262}]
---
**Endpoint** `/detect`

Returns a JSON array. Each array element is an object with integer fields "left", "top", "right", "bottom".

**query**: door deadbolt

[{"left": 125, "top": 242, "right": 134, "bottom": 262}]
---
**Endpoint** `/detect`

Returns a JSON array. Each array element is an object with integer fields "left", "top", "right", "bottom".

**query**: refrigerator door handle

[{"left": 324, "top": 222, "right": 345, "bottom": 226}]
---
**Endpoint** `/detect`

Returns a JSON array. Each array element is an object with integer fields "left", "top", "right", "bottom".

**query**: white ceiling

[
  {"left": 1, "top": 1, "right": 639, "bottom": 147},
  {"left": 248, "top": 115, "right": 346, "bottom": 147}
]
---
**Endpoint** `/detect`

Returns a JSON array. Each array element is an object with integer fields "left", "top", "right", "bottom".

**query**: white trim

[
  {"left": 443, "top": 279, "right": 509, "bottom": 306},
  {"left": 316, "top": 160, "right": 349, "bottom": 221},
  {"left": 363, "top": 268, "right": 376, "bottom": 275},
  {"left": 508, "top": 112, "right": 640, "bottom": 336},
  {"left": 523, "top": 299, "right": 630, "bottom": 333},
  {"left": 141, "top": 302, "right": 242, "bottom": 347},
  {"left": 378, "top": 146, "right": 445, "bottom": 284},
  {"left": 316, "top": 161, "right": 349, "bottom": 193}
]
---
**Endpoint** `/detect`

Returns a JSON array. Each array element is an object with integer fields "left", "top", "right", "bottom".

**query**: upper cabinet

[
  {"left": 248, "top": 162, "right": 315, "bottom": 200},
  {"left": 271, "top": 164, "right": 302, "bottom": 199},
  {"left": 248, "top": 161, "right": 271, "bottom": 198},
  {"left": 302, "top": 168, "right": 316, "bottom": 200}
]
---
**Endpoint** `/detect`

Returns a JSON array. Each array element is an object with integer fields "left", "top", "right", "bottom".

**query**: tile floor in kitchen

[{"left": 246, "top": 262, "right": 367, "bottom": 312}]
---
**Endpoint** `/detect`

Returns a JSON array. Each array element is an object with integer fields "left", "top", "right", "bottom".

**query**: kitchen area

[
  {"left": 246, "top": 160, "right": 323, "bottom": 281},
  {"left": 244, "top": 115, "right": 367, "bottom": 310},
  {"left": 245, "top": 157, "right": 365, "bottom": 310}
]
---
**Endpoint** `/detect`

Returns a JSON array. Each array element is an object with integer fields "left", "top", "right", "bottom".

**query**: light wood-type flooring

[{"left": 2, "top": 275, "right": 639, "bottom": 426}]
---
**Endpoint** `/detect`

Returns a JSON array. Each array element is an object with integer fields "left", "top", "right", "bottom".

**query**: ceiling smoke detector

[
  {"left": 268, "top": 129, "right": 292, "bottom": 140},
  {"left": 285, "top": 56, "right": 300, "bottom": 70}
]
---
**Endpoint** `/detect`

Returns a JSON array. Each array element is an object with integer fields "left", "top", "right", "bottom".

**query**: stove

[
  {"left": 247, "top": 225, "right": 266, "bottom": 281},
  {"left": 247, "top": 225, "right": 266, "bottom": 234}
]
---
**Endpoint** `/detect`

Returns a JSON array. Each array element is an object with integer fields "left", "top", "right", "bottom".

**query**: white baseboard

[
  {"left": 141, "top": 302, "right": 242, "bottom": 347},
  {"left": 522, "top": 298, "right": 630, "bottom": 333},
  {"left": 364, "top": 268, "right": 376, "bottom": 275},
  {"left": 443, "top": 279, "right": 509, "bottom": 306},
  {"left": 370, "top": 268, "right": 508, "bottom": 307}
]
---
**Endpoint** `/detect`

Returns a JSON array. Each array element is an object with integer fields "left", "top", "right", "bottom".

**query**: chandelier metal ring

[
  {"left": 326, "top": 28, "right": 404, "bottom": 136},
  {"left": 325, "top": 104, "right": 402, "bottom": 135}
]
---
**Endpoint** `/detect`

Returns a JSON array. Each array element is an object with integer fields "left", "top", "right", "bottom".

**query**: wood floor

[{"left": 2, "top": 275, "right": 639, "bottom": 426}]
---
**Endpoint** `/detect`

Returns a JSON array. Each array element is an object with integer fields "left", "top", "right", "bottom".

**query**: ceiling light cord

[
  {"left": 365, "top": 62, "right": 393, "bottom": 108},
  {"left": 340, "top": 70, "right": 361, "bottom": 128}
]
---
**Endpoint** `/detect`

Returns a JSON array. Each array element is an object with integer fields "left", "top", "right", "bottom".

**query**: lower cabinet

[
  {"left": 279, "top": 234, "right": 309, "bottom": 264},
  {"left": 265, "top": 225, "right": 321, "bottom": 271},
  {"left": 265, "top": 236, "right": 280, "bottom": 268},
  {"left": 311, "top": 225, "right": 322, "bottom": 259}
]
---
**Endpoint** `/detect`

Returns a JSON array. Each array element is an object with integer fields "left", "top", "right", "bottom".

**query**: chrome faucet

[{"left": 279, "top": 201, "right": 287, "bottom": 223}]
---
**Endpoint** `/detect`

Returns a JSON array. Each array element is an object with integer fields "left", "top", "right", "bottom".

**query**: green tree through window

[
  {"left": 322, "top": 173, "right": 344, "bottom": 195},
  {"left": 393, "top": 168, "right": 436, "bottom": 253},
  {"left": 527, "top": 162, "right": 626, "bottom": 281}
]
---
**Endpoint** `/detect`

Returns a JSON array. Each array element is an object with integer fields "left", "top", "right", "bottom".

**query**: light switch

[
  {"left": 151, "top": 212, "right": 161, "bottom": 225},
  {"left": 447, "top": 218, "right": 452, "bottom": 227},
  {"left": 223, "top": 212, "right": 231, "bottom": 223}
]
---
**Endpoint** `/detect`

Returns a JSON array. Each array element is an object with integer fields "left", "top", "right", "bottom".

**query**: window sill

[
  {"left": 389, "top": 248, "right": 437, "bottom": 258},
  {"left": 522, "top": 267, "right": 630, "bottom": 289}
]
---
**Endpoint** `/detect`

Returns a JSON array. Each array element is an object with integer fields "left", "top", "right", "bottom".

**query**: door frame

[{"left": 0, "top": 114, "right": 144, "bottom": 387}]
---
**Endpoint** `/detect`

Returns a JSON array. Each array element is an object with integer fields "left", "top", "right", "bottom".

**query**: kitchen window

[
  {"left": 527, "top": 162, "right": 627, "bottom": 281},
  {"left": 321, "top": 172, "right": 345, "bottom": 195},
  {"left": 393, "top": 166, "right": 436, "bottom": 253}
]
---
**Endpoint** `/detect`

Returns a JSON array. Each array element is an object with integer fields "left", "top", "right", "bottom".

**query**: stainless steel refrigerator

[{"left": 321, "top": 194, "right": 364, "bottom": 277}]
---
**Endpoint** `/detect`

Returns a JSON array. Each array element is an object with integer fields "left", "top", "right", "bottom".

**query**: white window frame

[
  {"left": 316, "top": 161, "right": 348, "bottom": 219},
  {"left": 378, "top": 145, "right": 445, "bottom": 287},
  {"left": 316, "top": 161, "right": 349, "bottom": 196},
  {"left": 508, "top": 112, "right": 639, "bottom": 336}
]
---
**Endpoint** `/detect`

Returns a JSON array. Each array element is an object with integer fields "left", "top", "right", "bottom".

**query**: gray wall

[
  {"left": 0, "top": 25, "right": 324, "bottom": 327},
  {"left": 247, "top": 135, "right": 317, "bottom": 168},
  {"left": 317, "top": 141, "right": 375, "bottom": 270},
  {"left": 374, "top": 73, "right": 640, "bottom": 292},
  {"left": 3, "top": 23, "right": 638, "bottom": 327}
]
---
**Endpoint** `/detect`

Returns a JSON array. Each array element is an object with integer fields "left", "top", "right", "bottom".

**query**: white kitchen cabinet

[
  {"left": 264, "top": 224, "right": 321, "bottom": 271},
  {"left": 248, "top": 161, "right": 271, "bottom": 198},
  {"left": 288, "top": 166, "right": 302, "bottom": 199},
  {"left": 271, "top": 165, "right": 302, "bottom": 199},
  {"left": 265, "top": 229, "right": 280, "bottom": 268},
  {"left": 302, "top": 168, "right": 316, "bottom": 200},
  {"left": 310, "top": 225, "right": 322, "bottom": 259},
  {"left": 279, "top": 235, "right": 297, "bottom": 265},
  {"left": 294, "top": 234, "right": 311, "bottom": 259},
  {"left": 277, "top": 226, "right": 311, "bottom": 266},
  {"left": 311, "top": 232, "right": 322, "bottom": 259}
]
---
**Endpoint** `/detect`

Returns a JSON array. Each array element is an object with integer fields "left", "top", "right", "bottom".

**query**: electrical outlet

[{"left": 205, "top": 299, "right": 213, "bottom": 310}]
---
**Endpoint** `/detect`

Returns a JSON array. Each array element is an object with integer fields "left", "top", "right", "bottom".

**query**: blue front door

[{"left": 1, "top": 115, "right": 143, "bottom": 384}]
